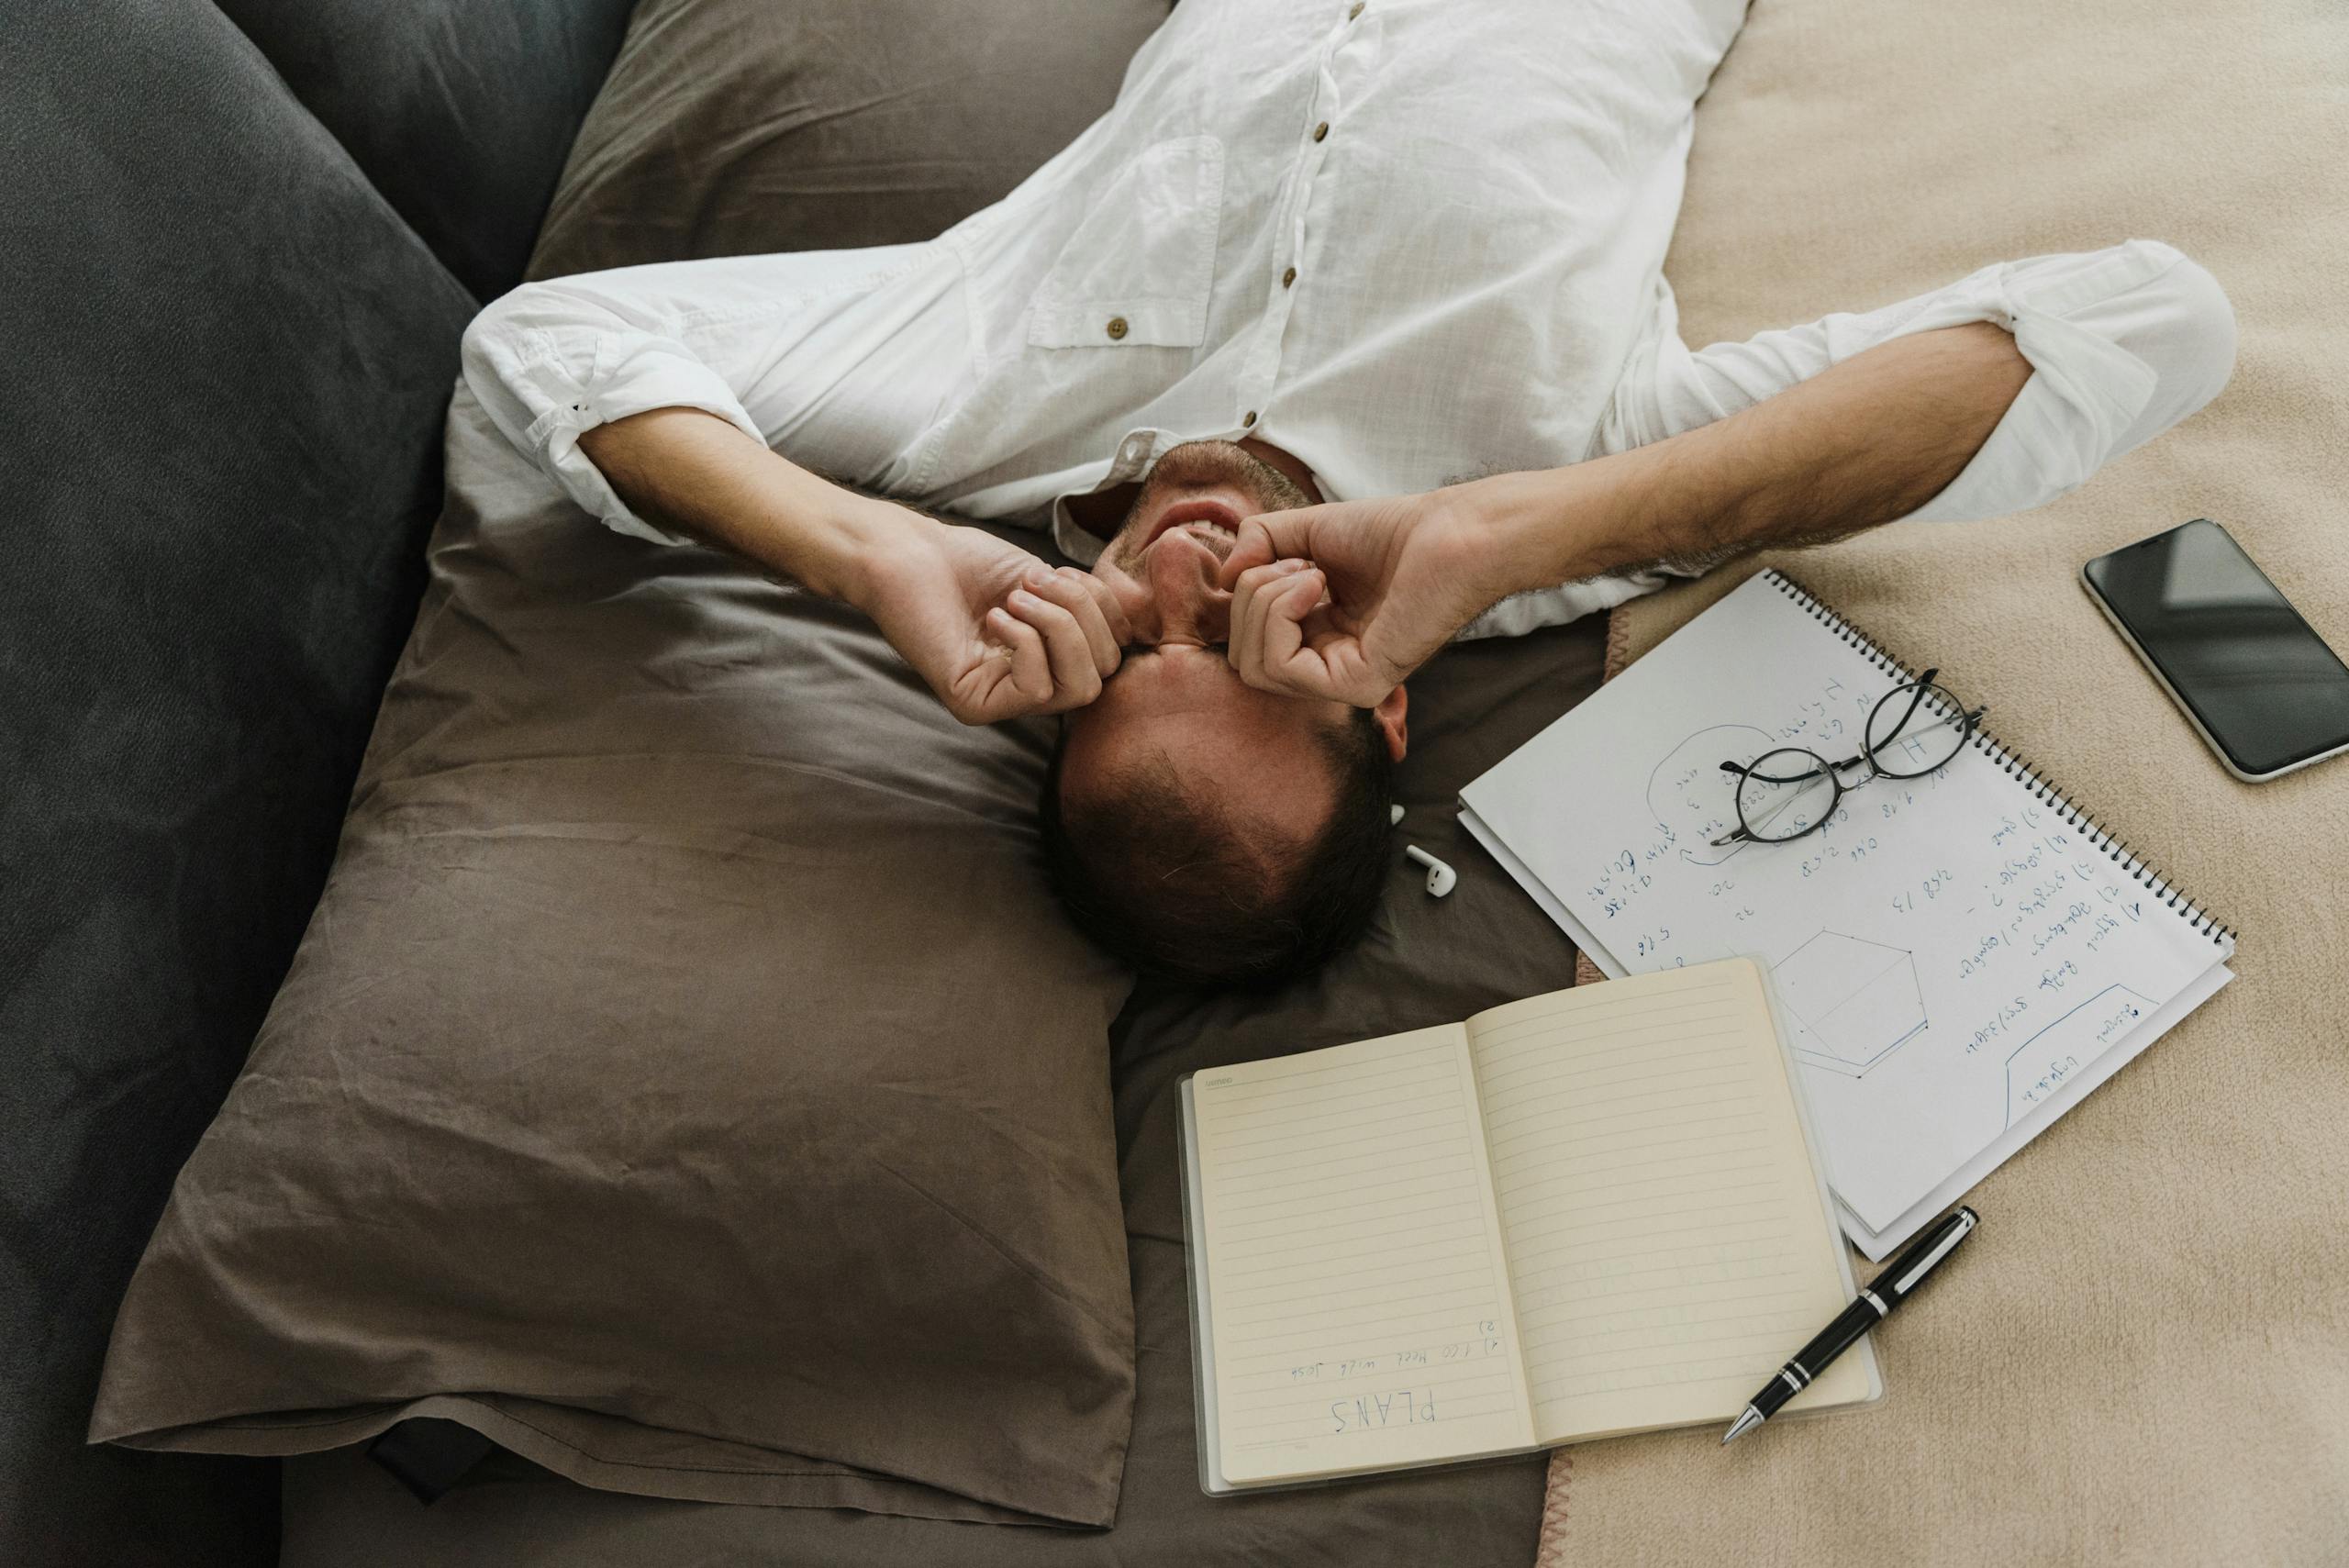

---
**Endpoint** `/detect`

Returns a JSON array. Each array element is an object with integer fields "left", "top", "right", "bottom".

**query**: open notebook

[{"left": 1178, "top": 958, "right": 1878, "bottom": 1494}]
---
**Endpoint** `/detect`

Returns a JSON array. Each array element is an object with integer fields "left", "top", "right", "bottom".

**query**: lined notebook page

[
  {"left": 1191, "top": 1024, "right": 1536, "bottom": 1485},
  {"left": 1465, "top": 961, "right": 1872, "bottom": 1444}
]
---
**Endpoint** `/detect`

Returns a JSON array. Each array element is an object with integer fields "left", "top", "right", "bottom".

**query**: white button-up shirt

[{"left": 461, "top": 0, "right": 2236, "bottom": 639}]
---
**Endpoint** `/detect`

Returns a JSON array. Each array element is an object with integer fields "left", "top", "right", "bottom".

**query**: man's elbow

[
  {"left": 458, "top": 284, "right": 558, "bottom": 403},
  {"left": 2132, "top": 242, "right": 2240, "bottom": 435},
  {"left": 457, "top": 281, "right": 622, "bottom": 446}
]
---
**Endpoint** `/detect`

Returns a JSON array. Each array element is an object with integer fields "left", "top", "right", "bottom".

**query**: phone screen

[{"left": 2084, "top": 518, "right": 2349, "bottom": 777}]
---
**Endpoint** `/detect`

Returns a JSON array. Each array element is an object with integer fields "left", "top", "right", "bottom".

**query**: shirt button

[
  {"left": 1313, "top": 121, "right": 1330, "bottom": 142},
  {"left": 1242, "top": 410, "right": 1258, "bottom": 428},
  {"left": 1282, "top": 266, "right": 1297, "bottom": 288},
  {"left": 1349, "top": 1, "right": 1364, "bottom": 17},
  {"left": 1106, "top": 316, "right": 1129, "bottom": 340}
]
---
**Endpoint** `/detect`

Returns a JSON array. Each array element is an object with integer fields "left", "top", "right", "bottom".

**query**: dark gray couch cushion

[
  {"left": 216, "top": 0, "right": 640, "bottom": 302},
  {"left": 526, "top": 0, "right": 1177, "bottom": 280},
  {"left": 0, "top": 0, "right": 480, "bottom": 1562}
]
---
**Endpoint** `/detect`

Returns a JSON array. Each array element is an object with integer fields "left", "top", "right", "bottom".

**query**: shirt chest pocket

[{"left": 1025, "top": 135, "right": 1226, "bottom": 350}]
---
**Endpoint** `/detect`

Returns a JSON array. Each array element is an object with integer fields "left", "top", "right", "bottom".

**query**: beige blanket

[{"left": 1535, "top": 1, "right": 2349, "bottom": 1562}]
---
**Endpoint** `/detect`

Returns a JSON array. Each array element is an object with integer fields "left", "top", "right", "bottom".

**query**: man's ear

[{"left": 1373, "top": 684, "right": 1408, "bottom": 762}]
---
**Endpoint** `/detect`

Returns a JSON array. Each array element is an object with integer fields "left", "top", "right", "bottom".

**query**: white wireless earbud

[{"left": 1405, "top": 845, "right": 1457, "bottom": 897}]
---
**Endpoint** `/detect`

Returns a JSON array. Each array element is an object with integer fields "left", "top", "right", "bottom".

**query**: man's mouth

[{"left": 1141, "top": 497, "right": 1244, "bottom": 558}]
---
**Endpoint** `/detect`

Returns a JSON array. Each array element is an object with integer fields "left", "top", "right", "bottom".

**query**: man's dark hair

[{"left": 1038, "top": 708, "right": 1397, "bottom": 990}]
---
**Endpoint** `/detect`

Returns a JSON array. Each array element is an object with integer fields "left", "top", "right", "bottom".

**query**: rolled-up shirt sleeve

[
  {"left": 1457, "top": 238, "right": 2238, "bottom": 641},
  {"left": 457, "top": 243, "right": 960, "bottom": 546},
  {"left": 1623, "top": 237, "right": 2237, "bottom": 520}
]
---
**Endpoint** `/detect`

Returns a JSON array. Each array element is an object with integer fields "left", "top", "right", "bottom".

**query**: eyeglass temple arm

[
  {"left": 1722, "top": 756, "right": 1837, "bottom": 784},
  {"left": 1866, "top": 703, "right": 1990, "bottom": 752},
  {"left": 1712, "top": 763, "right": 1754, "bottom": 842}
]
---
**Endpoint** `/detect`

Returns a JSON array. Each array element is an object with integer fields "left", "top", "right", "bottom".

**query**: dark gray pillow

[
  {"left": 88, "top": 383, "right": 1138, "bottom": 1527},
  {"left": 215, "top": 0, "right": 638, "bottom": 301},
  {"left": 526, "top": 0, "right": 1174, "bottom": 279},
  {"left": 4, "top": 0, "right": 481, "bottom": 1562}
]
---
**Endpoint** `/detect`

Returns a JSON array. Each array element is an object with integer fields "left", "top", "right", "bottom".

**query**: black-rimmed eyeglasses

[{"left": 1709, "top": 668, "right": 1987, "bottom": 847}]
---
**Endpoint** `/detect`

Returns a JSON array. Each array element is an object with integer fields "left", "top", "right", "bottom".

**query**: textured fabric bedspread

[{"left": 1537, "top": 0, "right": 2349, "bottom": 1563}]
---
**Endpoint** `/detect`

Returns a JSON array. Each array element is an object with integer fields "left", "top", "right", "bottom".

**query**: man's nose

[{"left": 1145, "top": 530, "right": 1232, "bottom": 644}]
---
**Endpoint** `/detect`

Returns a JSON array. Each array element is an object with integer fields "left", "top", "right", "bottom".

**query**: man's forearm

[
  {"left": 1465, "top": 321, "right": 2032, "bottom": 593},
  {"left": 575, "top": 406, "right": 919, "bottom": 608}
]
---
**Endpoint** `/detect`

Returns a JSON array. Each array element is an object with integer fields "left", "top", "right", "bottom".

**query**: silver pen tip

[{"left": 1721, "top": 1407, "right": 1765, "bottom": 1445}]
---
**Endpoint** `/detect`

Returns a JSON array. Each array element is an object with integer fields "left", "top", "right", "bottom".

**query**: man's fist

[
  {"left": 858, "top": 513, "right": 1131, "bottom": 724},
  {"left": 1217, "top": 490, "right": 1506, "bottom": 706}
]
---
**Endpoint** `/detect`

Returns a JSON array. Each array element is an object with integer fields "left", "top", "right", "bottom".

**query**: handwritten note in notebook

[
  {"left": 1457, "top": 571, "right": 2236, "bottom": 1258},
  {"left": 1179, "top": 959, "right": 1876, "bottom": 1493}
]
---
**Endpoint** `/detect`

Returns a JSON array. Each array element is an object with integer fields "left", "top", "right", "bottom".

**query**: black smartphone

[{"left": 2080, "top": 518, "right": 2349, "bottom": 782}]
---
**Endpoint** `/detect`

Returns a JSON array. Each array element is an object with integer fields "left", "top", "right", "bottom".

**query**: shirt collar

[{"left": 1048, "top": 426, "right": 1174, "bottom": 566}]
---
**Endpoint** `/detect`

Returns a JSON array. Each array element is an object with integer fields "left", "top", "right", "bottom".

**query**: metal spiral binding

[{"left": 1764, "top": 570, "right": 2236, "bottom": 948}]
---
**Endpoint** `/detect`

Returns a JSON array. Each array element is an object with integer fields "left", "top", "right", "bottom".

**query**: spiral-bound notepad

[{"left": 1460, "top": 570, "right": 2237, "bottom": 1259}]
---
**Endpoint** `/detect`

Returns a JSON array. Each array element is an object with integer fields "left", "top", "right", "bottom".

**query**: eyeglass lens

[
  {"left": 1733, "top": 747, "right": 1841, "bottom": 842},
  {"left": 1863, "top": 680, "right": 1974, "bottom": 778}
]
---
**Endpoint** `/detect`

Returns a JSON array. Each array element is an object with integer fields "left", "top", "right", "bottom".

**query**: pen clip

[{"left": 1888, "top": 1207, "right": 1976, "bottom": 1296}]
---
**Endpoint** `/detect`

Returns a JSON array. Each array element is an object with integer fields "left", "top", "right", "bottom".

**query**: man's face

[
  {"left": 1088, "top": 439, "right": 1311, "bottom": 644},
  {"left": 1063, "top": 440, "right": 1399, "bottom": 843}
]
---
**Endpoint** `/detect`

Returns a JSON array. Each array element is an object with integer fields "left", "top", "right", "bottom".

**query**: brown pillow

[
  {"left": 527, "top": 0, "right": 1175, "bottom": 280},
  {"left": 87, "top": 381, "right": 1137, "bottom": 1527}
]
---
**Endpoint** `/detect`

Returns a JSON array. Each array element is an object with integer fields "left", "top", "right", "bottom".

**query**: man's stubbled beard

[{"left": 1101, "top": 439, "right": 1314, "bottom": 573}]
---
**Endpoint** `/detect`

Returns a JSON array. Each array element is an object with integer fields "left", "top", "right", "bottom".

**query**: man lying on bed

[{"left": 461, "top": 0, "right": 2236, "bottom": 989}]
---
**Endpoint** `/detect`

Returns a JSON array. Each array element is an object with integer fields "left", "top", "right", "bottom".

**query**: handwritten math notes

[{"left": 1463, "top": 573, "right": 2232, "bottom": 1250}]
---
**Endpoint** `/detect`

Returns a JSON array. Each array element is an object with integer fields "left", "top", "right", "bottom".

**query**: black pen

[{"left": 1722, "top": 1206, "right": 1978, "bottom": 1444}]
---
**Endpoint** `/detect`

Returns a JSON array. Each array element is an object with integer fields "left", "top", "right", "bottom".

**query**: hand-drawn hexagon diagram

[{"left": 1771, "top": 930, "right": 1927, "bottom": 1076}]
